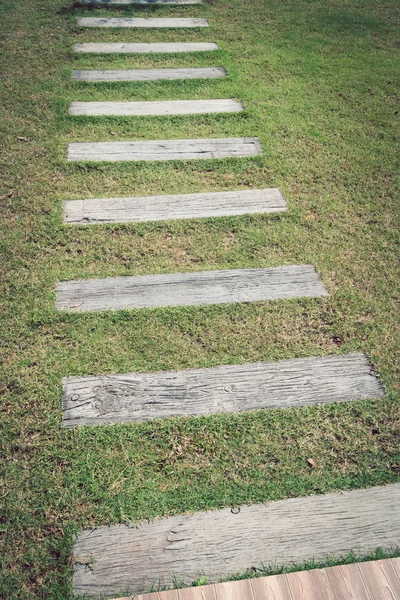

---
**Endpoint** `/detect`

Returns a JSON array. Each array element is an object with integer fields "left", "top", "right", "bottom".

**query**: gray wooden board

[
  {"left": 79, "top": 0, "right": 202, "bottom": 4},
  {"left": 74, "top": 42, "right": 218, "bottom": 54},
  {"left": 77, "top": 17, "right": 209, "bottom": 28},
  {"left": 62, "top": 352, "right": 385, "bottom": 427},
  {"left": 72, "top": 483, "right": 400, "bottom": 598},
  {"left": 63, "top": 188, "right": 284, "bottom": 224},
  {"left": 55, "top": 265, "right": 327, "bottom": 312},
  {"left": 72, "top": 67, "right": 226, "bottom": 82},
  {"left": 68, "top": 99, "right": 242, "bottom": 117},
  {"left": 67, "top": 137, "right": 262, "bottom": 162}
]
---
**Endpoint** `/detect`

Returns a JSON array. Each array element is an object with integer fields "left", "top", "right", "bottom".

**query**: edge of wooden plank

[
  {"left": 72, "top": 483, "right": 400, "bottom": 597},
  {"left": 62, "top": 188, "right": 286, "bottom": 224},
  {"left": 61, "top": 352, "right": 385, "bottom": 427}
]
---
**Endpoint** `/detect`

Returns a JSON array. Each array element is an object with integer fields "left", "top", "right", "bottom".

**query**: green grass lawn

[{"left": 1, "top": 0, "right": 400, "bottom": 597}]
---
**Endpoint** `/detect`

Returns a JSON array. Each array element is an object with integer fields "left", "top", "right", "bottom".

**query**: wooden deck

[{"left": 129, "top": 558, "right": 400, "bottom": 599}]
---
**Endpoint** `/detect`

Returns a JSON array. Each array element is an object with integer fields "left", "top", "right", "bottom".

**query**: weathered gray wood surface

[
  {"left": 68, "top": 99, "right": 242, "bottom": 117},
  {"left": 79, "top": 0, "right": 202, "bottom": 4},
  {"left": 67, "top": 137, "right": 262, "bottom": 162},
  {"left": 62, "top": 353, "right": 384, "bottom": 427},
  {"left": 72, "top": 67, "right": 226, "bottom": 82},
  {"left": 74, "top": 42, "right": 218, "bottom": 54},
  {"left": 77, "top": 17, "right": 209, "bottom": 28},
  {"left": 63, "top": 188, "right": 284, "bottom": 224},
  {"left": 55, "top": 265, "right": 327, "bottom": 312},
  {"left": 73, "top": 483, "right": 400, "bottom": 597}
]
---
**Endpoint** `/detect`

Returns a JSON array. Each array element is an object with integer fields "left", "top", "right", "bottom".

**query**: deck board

[
  {"left": 61, "top": 353, "right": 384, "bottom": 427},
  {"left": 72, "top": 484, "right": 400, "bottom": 597}
]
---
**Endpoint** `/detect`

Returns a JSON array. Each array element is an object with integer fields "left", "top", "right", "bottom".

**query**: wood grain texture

[
  {"left": 74, "top": 42, "right": 218, "bottom": 54},
  {"left": 79, "top": 0, "right": 202, "bottom": 4},
  {"left": 323, "top": 562, "right": 370, "bottom": 599},
  {"left": 73, "top": 483, "right": 400, "bottom": 598},
  {"left": 67, "top": 137, "right": 262, "bottom": 162},
  {"left": 61, "top": 353, "right": 384, "bottom": 427},
  {"left": 63, "top": 188, "right": 286, "bottom": 224},
  {"left": 77, "top": 17, "right": 209, "bottom": 28},
  {"left": 55, "top": 264, "right": 327, "bottom": 312},
  {"left": 72, "top": 67, "right": 227, "bottom": 82},
  {"left": 358, "top": 559, "right": 400, "bottom": 599},
  {"left": 68, "top": 99, "right": 242, "bottom": 117},
  {"left": 133, "top": 559, "right": 400, "bottom": 600}
]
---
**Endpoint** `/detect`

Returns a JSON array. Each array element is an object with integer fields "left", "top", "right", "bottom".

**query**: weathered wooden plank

[
  {"left": 61, "top": 353, "right": 383, "bottom": 427},
  {"left": 56, "top": 264, "right": 327, "bottom": 313},
  {"left": 79, "top": 0, "right": 202, "bottom": 4},
  {"left": 74, "top": 42, "right": 218, "bottom": 54},
  {"left": 68, "top": 99, "right": 242, "bottom": 117},
  {"left": 63, "top": 188, "right": 286, "bottom": 224},
  {"left": 77, "top": 17, "right": 209, "bottom": 28},
  {"left": 73, "top": 483, "right": 400, "bottom": 598},
  {"left": 72, "top": 67, "right": 226, "bottom": 82},
  {"left": 67, "top": 137, "right": 262, "bottom": 162}
]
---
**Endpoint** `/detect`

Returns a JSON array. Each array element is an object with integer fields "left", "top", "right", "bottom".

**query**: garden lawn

[{"left": 1, "top": 0, "right": 399, "bottom": 597}]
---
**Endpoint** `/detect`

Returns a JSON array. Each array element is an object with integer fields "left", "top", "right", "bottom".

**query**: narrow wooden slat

[
  {"left": 77, "top": 17, "right": 209, "bottom": 28},
  {"left": 250, "top": 574, "right": 292, "bottom": 600},
  {"left": 72, "top": 484, "right": 400, "bottom": 598},
  {"left": 79, "top": 0, "right": 202, "bottom": 4},
  {"left": 56, "top": 264, "right": 326, "bottom": 313},
  {"left": 61, "top": 353, "right": 383, "bottom": 427},
  {"left": 286, "top": 568, "right": 334, "bottom": 600},
  {"left": 74, "top": 42, "right": 218, "bottom": 54},
  {"left": 358, "top": 559, "right": 400, "bottom": 599},
  {"left": 68, "top": 99, "right": 242, "bottom": 117},
  {"left": 63, "top": 188, "right": 286, "bottom": 224},
  {"left": 213, "top": 580, "right": 254, "bottom": 600},
  {"left": 178, "top": 586, "right": 217, "bottom": 599},
  {"left": 322, "top": 563, "right": 370, "bottom": 599},
  {"left": 67, "top": 137, "right": 262, "bottom": 162},
  {"left": 390, "top": 558, "right": 400, "bottom": 579},
  {"left": 72, "top": 67, "right": 227, "bottom": 82}
]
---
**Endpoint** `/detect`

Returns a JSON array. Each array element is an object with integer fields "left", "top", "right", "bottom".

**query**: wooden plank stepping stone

[
  {"left": 55, "top": 265, "right": 327, "bottom": 312},
  {"left": 67, "top": 137, "right": 262, "bottom": 162},
  {"left": 77, "top": 17, "right": 209, "bottom": 28},
  {"left": 74, "top": 42, "right": 218, "bottom": 54},
  {"left": 63, "top": 188, "right": 285, "bottom": 224},
  {"left": 78, "top": 0, "right": 202, "bottom": 4},
  {"left": 71, "top": 67, "right": 226, "bottom": 82},
  {"left": 62, "top": 352, "right": 384, "bottom": 427},
  {"left": 72, "top": 483, "right": 400, "bottom": 597},
  {"left": 69, "top": 99, "right": 242, "bottom": 117}
]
